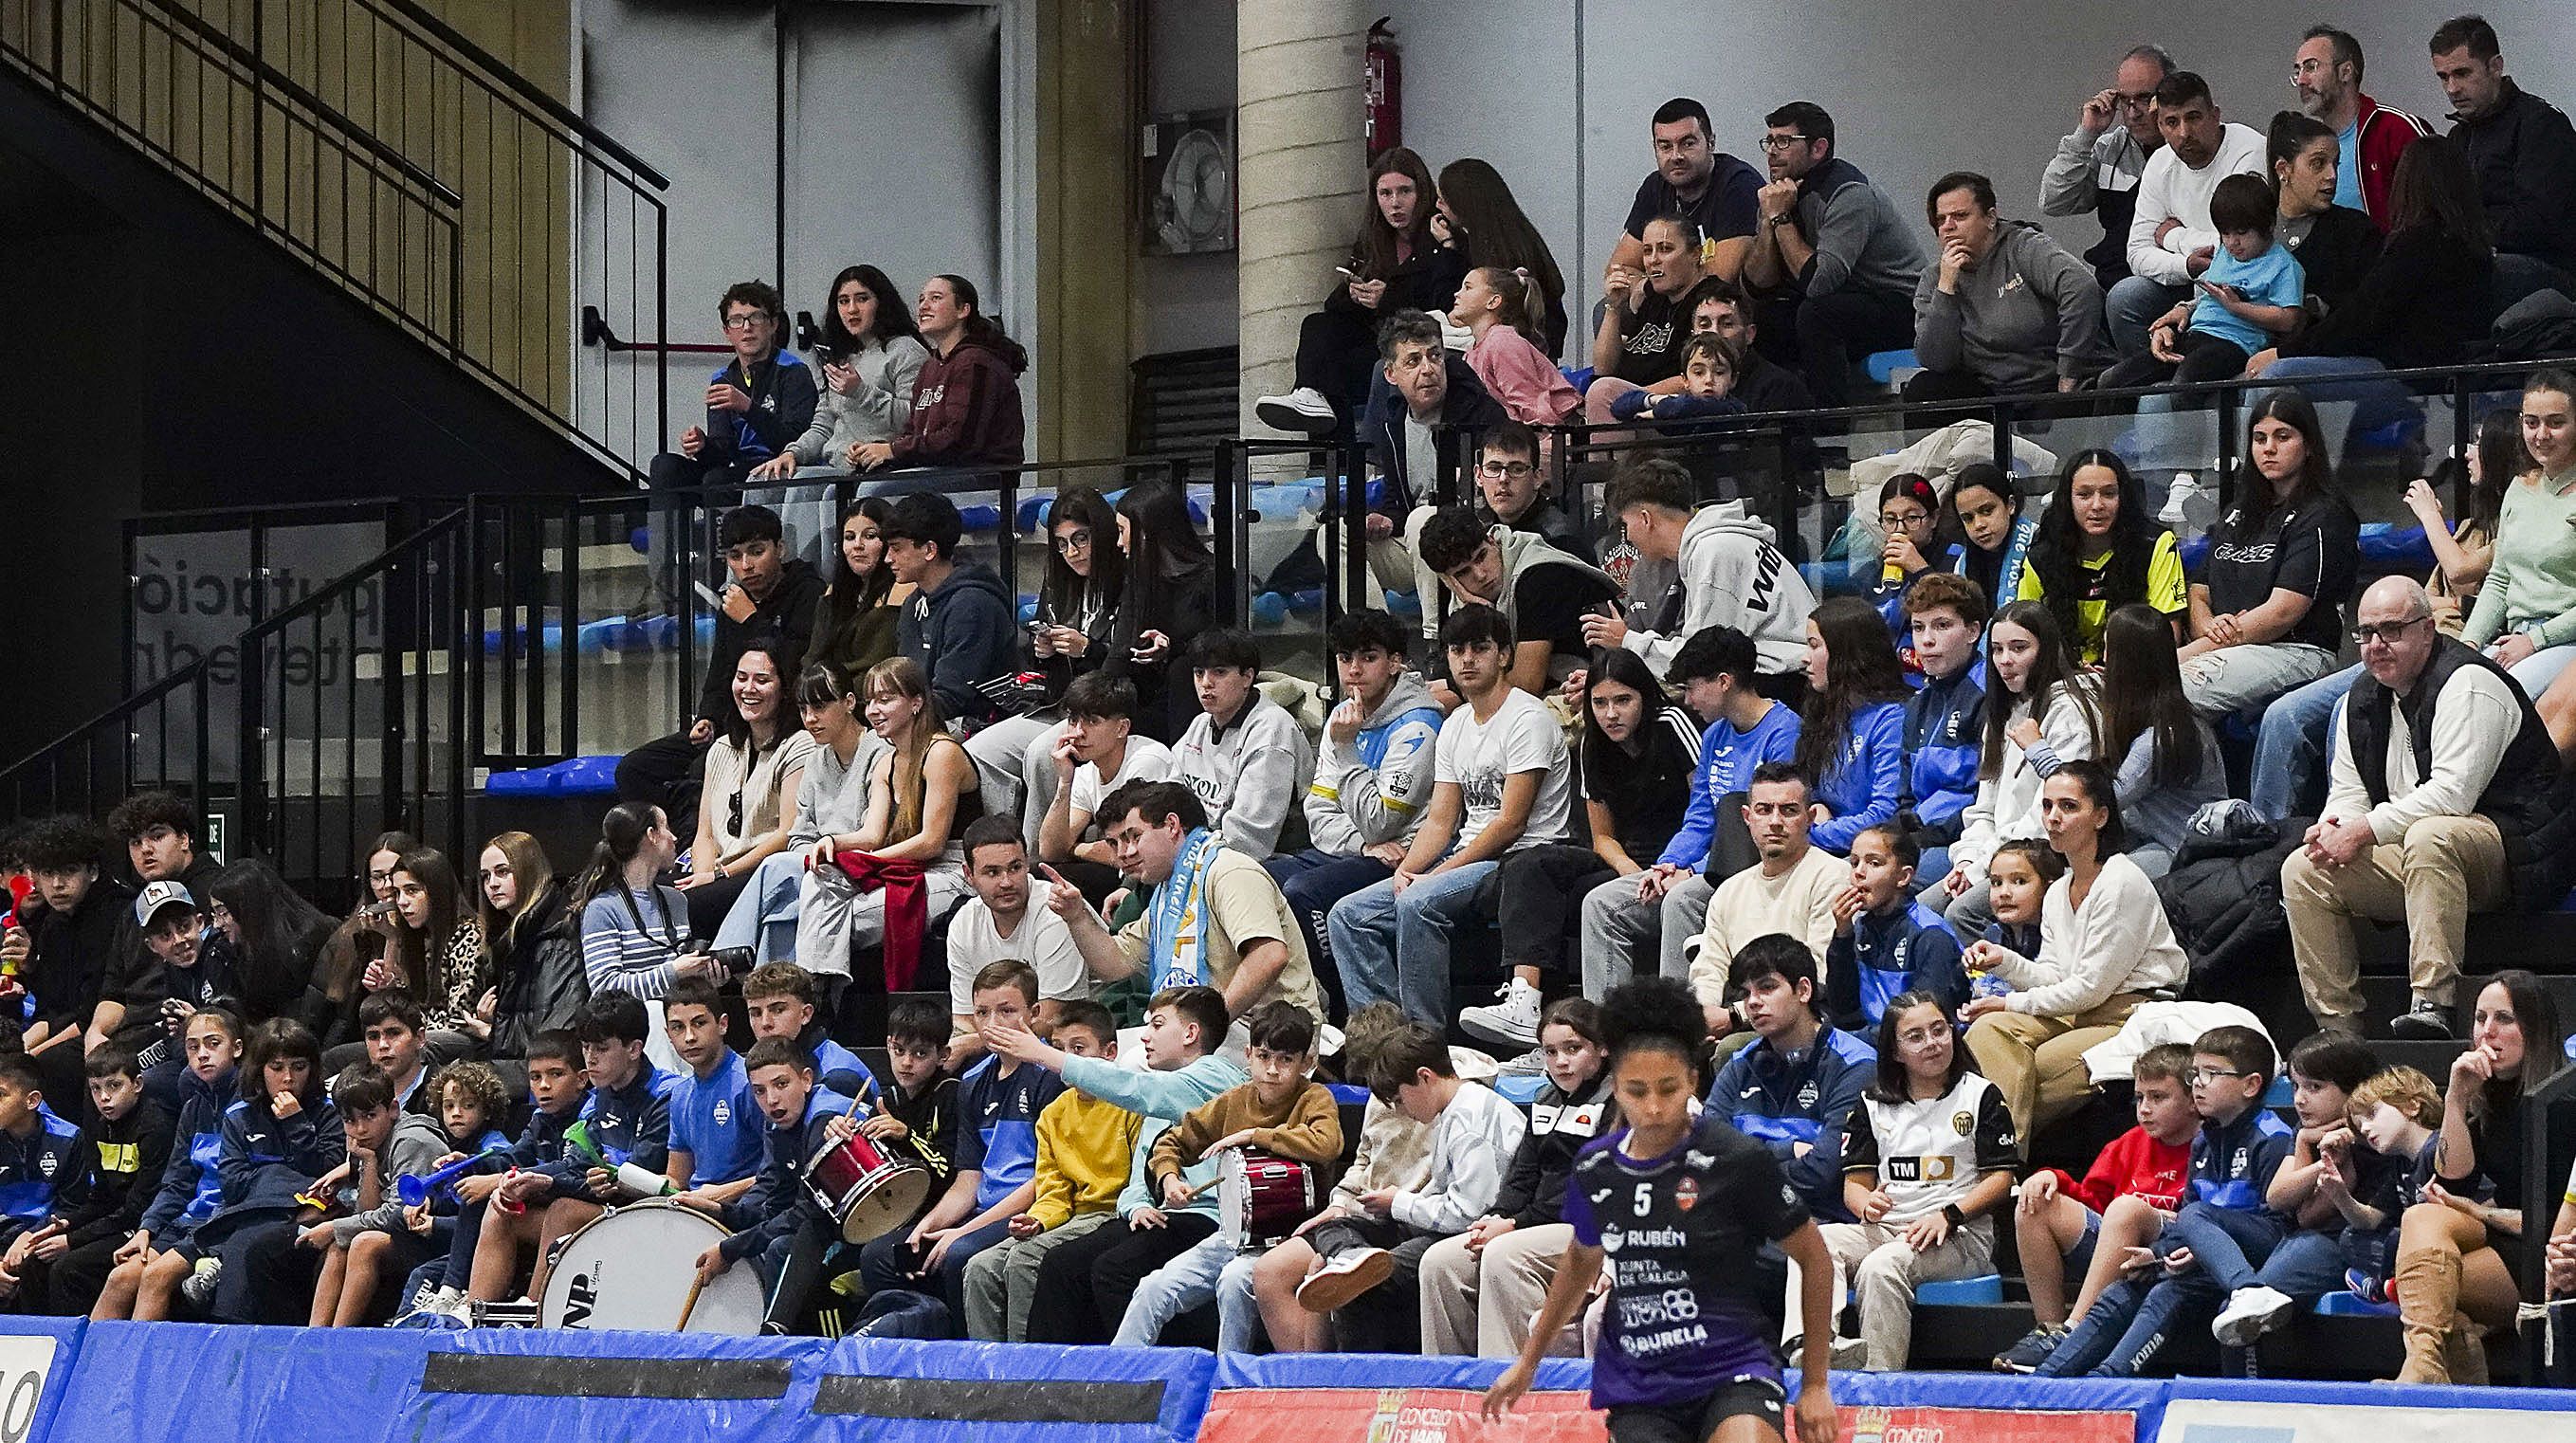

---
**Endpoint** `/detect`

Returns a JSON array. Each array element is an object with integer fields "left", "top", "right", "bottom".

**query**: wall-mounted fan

[{"left": 1142, "top": 109, "right": 1234, "bottom": 256}]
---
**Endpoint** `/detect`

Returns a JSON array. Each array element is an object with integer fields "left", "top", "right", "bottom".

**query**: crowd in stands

[{"left": 17, "top": 11, "right": 2576, "bottom": 1418}]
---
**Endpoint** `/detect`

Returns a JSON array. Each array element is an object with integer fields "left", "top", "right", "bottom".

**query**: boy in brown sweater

[{"left": 1107, "top": 1002, "right": 1341, "bottom": 1345}]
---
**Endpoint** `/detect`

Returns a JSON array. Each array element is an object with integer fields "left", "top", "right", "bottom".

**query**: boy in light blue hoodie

[{"left": 978, "top": 983, "right": 1247, "bottom": 1343}]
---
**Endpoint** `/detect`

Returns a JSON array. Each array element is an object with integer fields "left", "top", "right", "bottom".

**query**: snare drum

[
  {"left": 804, "top": 1129, "right": 930, "bottom": 1245},
  {"left": 538, "top": 1199, "right": 765, "bottom": 1334},
  {"left": 1217, "top": 1147, "right": 1323, "bottom": 1250}
]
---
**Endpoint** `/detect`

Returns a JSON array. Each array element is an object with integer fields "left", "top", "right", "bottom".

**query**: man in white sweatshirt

[
  {"left": 2109, "top": 70, "right": 2265, "bottom": 357},
  {"left": 1263, "top": 611, "right": 1446, "bottom": 984},
  {"left": 1586, "top": 457, "right": 1815, "bottom": 690},
  {"left": 1169, "top": 630, "right": 1316, "bottom": 860}
]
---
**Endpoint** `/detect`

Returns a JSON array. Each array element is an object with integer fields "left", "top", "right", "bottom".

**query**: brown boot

[
  {"left": 2444, "top": 1312, "right": 2489, "bottom": 1387},
  {"left": 2391, "top": 1250, "right": 2461, "bottom": 1384}
]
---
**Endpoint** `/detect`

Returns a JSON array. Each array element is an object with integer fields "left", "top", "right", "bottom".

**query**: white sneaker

[
  {"left": 1254, "top": 387, "right": 1338, "bottom": 434},
  {"left": 1829, "top": 1334, "right": 1872, "bottom": 1371},
  {"left": 1459, "top": 978, "right": 1544, "bottom": 1048},
  {"left": 2211, "top": 1284, "right": 2294, "bottom": 1345},
  {"left": 1495, "top": 1047, "right": 1548, "bottom": 1077}
]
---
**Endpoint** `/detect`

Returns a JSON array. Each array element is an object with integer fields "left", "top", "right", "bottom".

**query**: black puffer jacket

[
  {"left": 2156, "top": 818, "right": 2309, "bottom": 995},
  {"left": 489, "top": 887, "right": 587, "bottom": 1059}
]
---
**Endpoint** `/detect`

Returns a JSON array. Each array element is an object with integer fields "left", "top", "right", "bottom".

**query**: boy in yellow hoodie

[
  {"left": 1112, "top": 1002, "right": 1343, "bottom": 1345},
  {"left": 959, "top": 1001, "right": 1138, "bottom": 1341}
]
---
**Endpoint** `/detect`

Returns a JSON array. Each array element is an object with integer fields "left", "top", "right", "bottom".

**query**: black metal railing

[
  {"left": 0, "top": 0, "right": 669, "bottom": 481},
  {"left": 2, "top": 353, "right": 2562, "bottom": 900}
]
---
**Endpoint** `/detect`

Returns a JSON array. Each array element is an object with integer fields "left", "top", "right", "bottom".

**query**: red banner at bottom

[{"left": 1198, "top": 1389, "right": 2137, "bottom": 1443}]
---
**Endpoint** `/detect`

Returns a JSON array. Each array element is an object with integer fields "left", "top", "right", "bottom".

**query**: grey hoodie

[
  {"left": 900, "top": 560, "right": 1016, "bottom": 727},
  {"left": 1624, "top": 502, "right": 1818, "bottom": 678},
  {"left": 330, "top": 1110, "right": 448, "bottom": 1243},
  {"left": 1304, "top": 672, "right": 1445, "bottom": 855},
  {"left": 1912, "top": 220, "right": 2110, "bottom": 393}
]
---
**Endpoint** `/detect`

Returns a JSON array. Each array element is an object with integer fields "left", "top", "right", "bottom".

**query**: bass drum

[{"left": 539, "top": 1199, "right": 766, "bottom": 1335}]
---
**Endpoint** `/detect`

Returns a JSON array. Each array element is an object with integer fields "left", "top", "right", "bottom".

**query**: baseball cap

[{"left": 135, "top": 879, "right": 199, "bottom": 927}]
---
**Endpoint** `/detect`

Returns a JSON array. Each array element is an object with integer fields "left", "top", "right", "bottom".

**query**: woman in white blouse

[
  {"left": 1961, "top": 760, "right": 2188, "bottom": 1143},
  {"left": 676, "top": 637, "right": 816, "bottom": 938}
]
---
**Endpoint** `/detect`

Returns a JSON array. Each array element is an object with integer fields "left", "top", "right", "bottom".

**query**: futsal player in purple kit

[{"left": 1485, "top": 975, "right": 1837, "bottom": 1443}]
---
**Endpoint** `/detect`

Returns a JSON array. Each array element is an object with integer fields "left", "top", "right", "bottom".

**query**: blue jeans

[
  {"left": 1327, "top": 860, "right": 1499, "bottom": 1025},
  {"left": 2038, "top": 1203, "right": 2293, "bottom": 1377},
  {"left": 2250, "top": 664, "right": 2360, "bottom": 819},
  {"left": 1264, "top": 849, "right": 1397, "bottom": 986},
  {"left": 2107, "top": 276, "right": 2189, "bottom": 359},
  {"left": 856, "top": 1215, "right": 1011, "bottom": 1334}
]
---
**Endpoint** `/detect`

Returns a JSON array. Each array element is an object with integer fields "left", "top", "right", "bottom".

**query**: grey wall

[
  {"left": 1379, "top": 0, "right": 2576, "bottom": 356},
  {"left": 576, "top": 0, "right": 1020, "bottom": 445},
  {"left": 1138, "top": 0, "right": 1237, "bottom": 355}
]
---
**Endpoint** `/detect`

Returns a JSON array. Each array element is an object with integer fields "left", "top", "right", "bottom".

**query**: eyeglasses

[
  {"left": 366, "top": 868, "right": 396, "bottom": 886},
  {"left": 1877, "top": 510, "right": 1930, "bottom": 529},
  {"left": 1756, "top": 135, "right": 1812, "bottom": 153},
  {"left": 1476, "top": 460, "right": 1536, "bottom": 480},
  {"left": 1052, "top": 529, "right": 1093, "bottom": 553},
  {"left": 2114, "top": 90, "right": 2159, "bottom": 110},
  {"left": 722, "top": 313, "right": 769, "bottom": 331},
  {"left": 2351, "top": 617, "right": 2430, "bottom": 647},
  {"left": 2186, "top": 1067, "right": 2248, "bottom": 1085}
]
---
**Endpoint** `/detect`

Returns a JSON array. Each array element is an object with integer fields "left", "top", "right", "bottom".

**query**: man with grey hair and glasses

[{"left": 2282, "top": 576, "right": 2573, "bottom": 1039}]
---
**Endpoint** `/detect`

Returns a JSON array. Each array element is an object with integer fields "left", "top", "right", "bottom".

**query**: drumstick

[{"left": 675, "top": 1275, "right": 706, "bottom": 1331}]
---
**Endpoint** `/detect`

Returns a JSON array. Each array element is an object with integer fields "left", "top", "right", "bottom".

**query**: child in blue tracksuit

[
  {"left": 1824, "top": 825, "right": 1965, "bottom": 1033},
  {"left": 2037, "top": 1025, "right": 2293, "bottom": 1377},
  {"left": 100, "top": 1007, "right": 242, "bottom": 1319},
  {"left": 705, "top": 1038, "right": 856, "bottom": 1332},
  {"left": 202, "top": 1018, "right": 345, "bottom": 1324},
  {"left": 1895, "top": 575, "right": 1987, "bottom": 879},
  {"left": 412, "top": 1032, "right": 590, "bottom": 1320},
  {"left": 1705, "top": 936, "right": 1875, "bottom": 1222},
  {"left": 0, "top": 1054, "right": 85, "bottom": 1252}
]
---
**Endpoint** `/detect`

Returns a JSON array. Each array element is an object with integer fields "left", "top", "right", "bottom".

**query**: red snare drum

[
  {"left": 803, "top": 1129, "right": 929, "bottom": 1244},
  {"left": 1217, "top": 1147, "right": 1324, "bottom": 1250}
]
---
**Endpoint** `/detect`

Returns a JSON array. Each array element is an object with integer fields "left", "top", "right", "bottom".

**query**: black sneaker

[
  {"left": 1992, "top": 1323, "right": 2068, "bottom": 1373},
  {"left": 2387, "top": 1000, "right": 2454, "bottom": 1039}
]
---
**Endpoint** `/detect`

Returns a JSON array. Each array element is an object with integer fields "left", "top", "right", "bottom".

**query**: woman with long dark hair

[
  {"left": 475, "top": 831, "right": 585, "bottom": 1062},
  {"left": 2385, "top": 970, "right": 2567, "bottom": 1382},
  {"left": 675, "top": 635, "right": 815, "bottom": 938},
  {"left": 964, "top": 485, "right": 1127, "bottom": 836},
  {"left": 708, "top": 660, "right": 884, "bottom": 969},
  {"left": 206, "top": 858, "right": 335, "bottom": 1024},
  {"left": 809, "top": 496, "right": 906, "bottom": 682},
  {"left": 2097, "top": 604, "right": 2224, "bottom": 874},
  {"left": 571, "top": 800, "right": 717, "bottom": 1073},
  {"left": 2251, "top": 406, "right": 2524, "bottom": 814},
  {"left": 2250, "top": 134, "right": 2496, "bottom": 378},
  {"left": 1937, "top": 600, "right": 2103, "bottom": 933},
  {"left": 2019, "top": 448, "right": 2186, "bottom": 664},
  {"left": 1464, "top": 648, "right": 1701, "bottom": 1049},
  {"left": 746, "top": 265, "right": 932, "bottom": 558},
  {"left": 1254, "top": 146, "right": 1467, "bottom": 434},
  {"left": 1792, "top": 596, "right": 1911, "bottom": 856},
  {"left": 1959, "top": 761, "right": 2186, "bottom": 1141},
  {"left": 1582, "top": 213, "right": 1710, "bottom": 423},
  {"left": 2465, "top": 370, "right": 2576, "bottom": 696},
  {"left": 2177, "top": 390, "right": 2358, "bottom": 718},
  {"left": 381, "top": 848, "right": 490, "bottom": 1061},
  {"left": 305, "top": 831, "right": 421, "bottom": 1049},
  {"left": 851, "top": 274, "right": 1026, "bottom": 471},
  {"left": 1946, "top": 463, "right": 2041, "bottom": 607},
  {"left": 1436, "top": 157, "right": 1569, "bottom": 358},
  {"left": 1109, "top": 482, "right": 1222, "bottom": 740}
]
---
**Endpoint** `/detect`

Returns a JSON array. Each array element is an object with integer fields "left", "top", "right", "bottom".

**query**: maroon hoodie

[{"left": 889, "top": 333, "right": 1026, "bottom": 468}]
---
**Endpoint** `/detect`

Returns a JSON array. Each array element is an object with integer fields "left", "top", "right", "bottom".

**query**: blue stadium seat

[
  {"left": 484, "top": 755, "right": 621, "bottom": 798},
  {"left": 1914, "top": 1274, "right": 2003, "bottom": 1306},
  {"left": 1491, "top": 1074, "right": 1548, "bottom": 1106},
  {"left": 2313, "top": 1290, "right": 2397, "bottom": 1317},
  {"left": 1864, "top": 350, "right": 1919, "bottom": 387},
  {"left": 2263, "top": 1075, "right": 2294, "bottom": 1109}
]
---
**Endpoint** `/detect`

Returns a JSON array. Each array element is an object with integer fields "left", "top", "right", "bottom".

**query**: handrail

[
  {"left": 0, "top": 662, "right": 210, "bottom": 794},
  {"left": 367, "top": 0, "right": 669, "bottom": 190},
  {"left": 116, "top": 0, "right": 461, "bottom": 209},
  {"left": 240, "top": 509, "right": 464, "bottom": 643}
]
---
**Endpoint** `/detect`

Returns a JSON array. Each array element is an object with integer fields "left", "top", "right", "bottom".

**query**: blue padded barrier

[{"left": 0, "top": 1317, "right": 81, "bottom": 1443}]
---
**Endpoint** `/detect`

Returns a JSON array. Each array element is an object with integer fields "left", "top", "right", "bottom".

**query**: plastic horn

[{"left": 396, "top": 1146, "right": 514, "bottom": 1208}]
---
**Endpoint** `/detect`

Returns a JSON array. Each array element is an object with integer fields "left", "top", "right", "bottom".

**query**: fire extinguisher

[{"left": 1365, "top": 18, "right": 1400, "bottom": 155}]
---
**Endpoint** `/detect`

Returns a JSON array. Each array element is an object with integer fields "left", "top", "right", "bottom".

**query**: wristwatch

[
  {"left": 1766, "top": 213, "right": 1796, "bottom": 230},
  {"left": 1942, "top": 1203, "right": 1968, "bottom": 1230}
]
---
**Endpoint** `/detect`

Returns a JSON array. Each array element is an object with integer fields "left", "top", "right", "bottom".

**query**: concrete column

[{"left": 1235, "top": 0, "right": 1366, "bottom": 437}]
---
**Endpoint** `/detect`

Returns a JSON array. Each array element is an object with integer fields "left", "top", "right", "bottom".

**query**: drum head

[
  {"left": 539, "top": 1200, "right": 767, "bottom": 1334},
  {"left": 837, "top": 1165, "right": 931, "bottom": 1245}
]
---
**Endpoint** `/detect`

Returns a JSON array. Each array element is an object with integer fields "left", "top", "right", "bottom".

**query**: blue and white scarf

[{"left": 1145, "top": 827, "right": 1225, "bottom": 991}]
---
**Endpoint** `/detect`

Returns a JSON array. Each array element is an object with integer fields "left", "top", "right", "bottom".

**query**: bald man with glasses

[{"left": 2040, "top": 45, "right": 2177, "bottom": 292}]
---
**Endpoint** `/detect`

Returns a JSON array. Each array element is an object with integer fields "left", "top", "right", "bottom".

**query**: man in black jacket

[
  {"left": 9, "top": 816, "right": 126, "bottom": 1120},
  {"left": 2431, "top": 15, "right": 2576, "bottom": 298},
  {"left": 25, "top": 1049, "right": 173, "bottom": 1315},
  {"left": 612, "top": 503, "right": 825, "bottom": 838}
]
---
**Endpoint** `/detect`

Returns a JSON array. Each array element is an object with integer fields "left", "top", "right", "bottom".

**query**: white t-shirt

[
  {"left": 1069, "top": 736, "right": 1178, "bottom": 818},
  {"left": 1434, "top": 687, "right": 1571, "bottom": 852},
  {"left": 946, "top": 879, "right": 1090, "bottom": 1017}
]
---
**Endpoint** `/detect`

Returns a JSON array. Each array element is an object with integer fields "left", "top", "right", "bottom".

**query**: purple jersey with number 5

[{"left": 1562, "top": 1112, "right": 1809, "bottom": 1408}]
